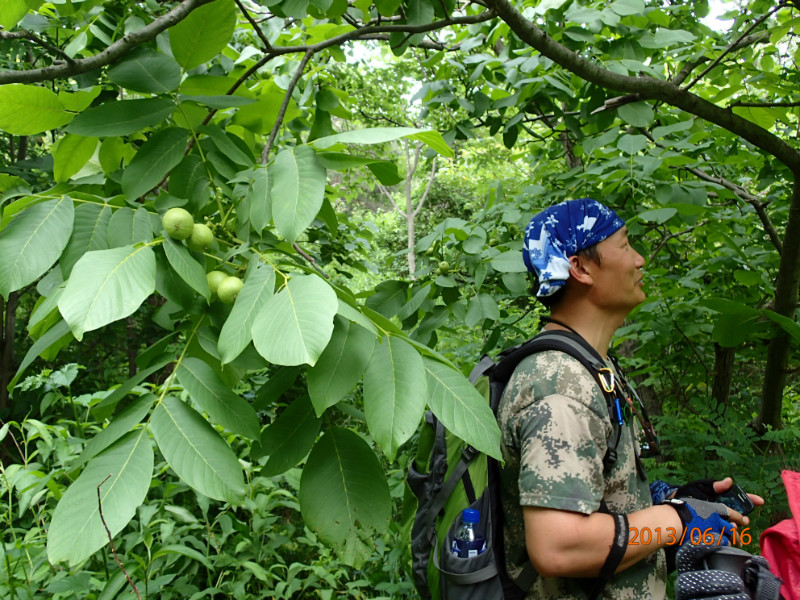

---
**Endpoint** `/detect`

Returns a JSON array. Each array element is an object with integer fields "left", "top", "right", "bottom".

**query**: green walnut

[
  {"left": 187, "top": 223, "right": 214, "bottom": 252},
  {"left": 206, "top": 271, "right": 228, "bottom": 297},
  {"left": 162, "top": 207, "right": 194, "bottom": 240},
  {"left": 437, "top": 261, "right": 450, "bottom": 275},
  {"left": 217, "top": 276, "right": 243, "bottom": 304}
]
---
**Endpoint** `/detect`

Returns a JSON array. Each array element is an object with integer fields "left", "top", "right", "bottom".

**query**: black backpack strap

[{"left": 493, "top": 330, "right": 623, "bottom": 474}]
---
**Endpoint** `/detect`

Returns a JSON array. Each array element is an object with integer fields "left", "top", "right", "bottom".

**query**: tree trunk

[
  {"left": 0, "top": 292, "right": 19, "bottom": 414},
  {"left": 711, "top": 343, "right": 735, "bottom": 406},
  {"left": 758, "top": 182, "right": 800, "bottom": 431},
  {"left": 407, "top": 210, "right": 416, "bottom": 276}
]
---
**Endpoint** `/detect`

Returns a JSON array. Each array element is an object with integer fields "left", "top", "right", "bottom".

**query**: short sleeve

[{"left": 515, "top": 396, "right": 611, "bottom": 515}]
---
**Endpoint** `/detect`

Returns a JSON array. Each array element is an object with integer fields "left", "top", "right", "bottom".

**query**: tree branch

[
  {"left": 234, "top": 0, "right": 273, "bottom": 51},
  {"left": 413, "top": 155, "right": 437, "bottom": 218},
  {"left": 670, "top": 31, "right": 769, "bottom": 86},
  {"left": 261, "top": 50, "right": 313, "bottom": 162},
  {"left": 0, "top": 0, "right": 218, "bottom": 84},
  {"left": 0, "top": 29, "right": 75, "bottom": 64},
  {"left": 378, "top": 182, "right": 402, "bottom": 213},
  {"left": 730, "top": 100, "right": 800, "bottom": 108},
  {"left": 483, "top": 0, "right": 800, "bottom": 175},
  {"left": 648, "top": 220, "right": 711, "bottom": 262},
  {"left": 683, "top": 7, "right": 780, "bottom": 91},
  {"left": 681, "top": 165, "right": 783, "bottom": 254}
]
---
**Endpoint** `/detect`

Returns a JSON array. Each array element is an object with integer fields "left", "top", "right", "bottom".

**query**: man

[{"left": 496, "top": 198, "right": 756, "bottom": 599}]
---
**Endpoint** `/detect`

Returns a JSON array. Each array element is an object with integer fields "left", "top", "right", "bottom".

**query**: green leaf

[
  {"left": 700, "top": 298, "right": 760, "bottom": 317},
  {"left": 732, "top": 106, "right": 785, "bottom": 131},
  {"left": 299, "top": 428, "right": 391, "bottom": 568},
  {"left": 152, "top": 545, "right": 213, "bottom": 570},
  {"left": 150, "top": 395, "right": 245, "bottom": 503},
  {"left": 257, "top": 395, "right": 321, "bottom": 475},
  {"left": 490, "top": 250, "right": 527, "bottom": 273},
  {"left": 219, "top": 262, "right": 275, "bottom": 364},
  {"left": 617, "top": 134, "right": 649, "bottom": 154},
  {"left": 176, "top": 357, "right": 261, "bottom": 440},
  {"left": 91, "top": 355, "right": 174, "bottom": 421},
  {"left": 424, "top": 357, "right": 502, "bottom": 460},
  {"left": 170, "top": 0, "right": 237, "bottom": 70},
  {"left": 366, "top": 160, "right": 403, "bottom": 185},
  {"left": 8, "top": 320, "right": 72, "bottom": 393},
  {"left": 365, "top": 279, "right": 408, "bottom": 318},
  {"left": 271, "top": 145, "right": 326, "bottom": 243},
  {"left": 247, "top": 166, "right": 272, "bottom": 234},
  {"left": 617, "top": 101, "right": 654, "bottom": 127},
  {"left": 465, "top": 293, "right": 500, "bottom": 327},
  {"left": 107, "top": 206, "right": 154, "bottom": 247},
  {"left": 122, "top": 128, "right": 190, "bottom": 201},
  {"left": 0, "top": 196, "right": 74, "bottom": 300},
  {"left": 762, "top": 309, "right": 800, "bottom": 342},
  {"left": 199, "top": 124, "right": 252, "bottom": 167},
  {"left": 0, "top": 84, "right": 73, "bottom": 135},
  {"left": 47, "top": 430, "right": 153, "bottom": 566},
  {"left": 639, "top": 28, "right": 696, "bottom": 48},
  {"left": 53, "top": 135, "right": 98, "bottom": 183},
  {"left": 637, "top": 207, "right": 677, "bottom": 224},
  {"left": 75, "top": 394, "right": 155, "bottom": 470},
  {"left": 313, "top": 126, "right": 453, "bottom": 158},
  {"left": 609, "top": 0, "right": 644, "bottom": 16},
  {"left": 162, "top": 237, "right": 210, "bottom": 302},
  {"left": 712, "top": 314, "right": 758, "bottom": 347},
  {"left": 58, "top": 245, "right": 156, "bottom": 341},
  {"left": 363, "top": 336, "right": 427, "bottom": 461},
  {"left": 60, "top": 203, "right": 111, "bottom": 278},
  {"left": 336, "top": 298, "right": 380, "bottom": 336},
  {"left": 0, "top": 0, "right": 29, "bottom": 29},
  {"left": 66, "top": 99, "right": 175, "bottom": 137},
  {"left": 252, "top": 275, "right": 338, "bottom": 366},
  {"left": 179, "top": 94, "right": 256, "bottom": 109},
  {"left": 307, "top": 316, "right": 376, "bottom": 416},
  {"left": 108, "top": 48, "right": 182, "bottom": 94}
]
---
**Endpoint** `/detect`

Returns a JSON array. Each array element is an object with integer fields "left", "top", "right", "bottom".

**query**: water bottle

[{"left": 451, "top": 508, "right": 486, "bottom": 558}]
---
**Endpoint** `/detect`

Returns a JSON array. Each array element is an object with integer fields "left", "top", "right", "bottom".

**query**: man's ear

[{"left": 568, "top": 254, "right": 594, "bottom": 285}]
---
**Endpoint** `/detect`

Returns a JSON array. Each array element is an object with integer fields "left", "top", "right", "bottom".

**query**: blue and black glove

[{"left": 661, "top": 497, "right": 735, "bottom": 546}]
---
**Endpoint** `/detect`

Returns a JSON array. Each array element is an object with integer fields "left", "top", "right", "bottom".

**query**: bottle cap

[{"left": 462, "top": 508, "right": 479, "bottom": 524}]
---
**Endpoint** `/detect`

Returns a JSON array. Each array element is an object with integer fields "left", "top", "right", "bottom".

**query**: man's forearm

[{"left": 524, "top": 504, "right": 682, "bottom": 578}]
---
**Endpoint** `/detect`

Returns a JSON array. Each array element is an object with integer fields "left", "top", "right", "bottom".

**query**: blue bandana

[{"left": 523, "top": 198, "right": 624, "bottom": 298}]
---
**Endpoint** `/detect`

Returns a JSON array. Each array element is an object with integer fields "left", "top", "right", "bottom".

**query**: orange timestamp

[{"left": 628, "top": 526, "right": 752, "bottom": 546}]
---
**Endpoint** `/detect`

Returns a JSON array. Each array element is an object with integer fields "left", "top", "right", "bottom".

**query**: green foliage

[
  {"left": 1, "top": 0, "right": 799, "bottom": 593},
  {"left": 0, "top": 393, "right": 417, "bottom": 598}
]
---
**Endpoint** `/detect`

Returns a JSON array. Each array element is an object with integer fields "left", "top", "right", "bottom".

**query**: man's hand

[
  {"left": 661, "top": 498, "right": 737, "bottom": 546},
  {"left": 712, "top": 478, "right": 765, "bottom": 514}
]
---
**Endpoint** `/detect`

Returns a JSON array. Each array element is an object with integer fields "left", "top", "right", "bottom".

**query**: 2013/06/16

[{"left": 628, "top": 526, "right": 752, "bottom": 546}]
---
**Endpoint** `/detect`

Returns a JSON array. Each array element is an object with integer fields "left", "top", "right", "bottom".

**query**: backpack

[{"left": 408, "top": 329, "right": 630, "bottom": 600}]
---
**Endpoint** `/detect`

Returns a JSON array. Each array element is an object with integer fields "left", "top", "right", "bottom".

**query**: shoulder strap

[
  {"left": 492, "top": 330, "right": 623, "bottom": 473},
  {"left": 492, "top": 330, "right": 607, "bottom": 386}
]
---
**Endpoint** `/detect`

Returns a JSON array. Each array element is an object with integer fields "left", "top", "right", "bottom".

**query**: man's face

[{"left": 587, "top": 227, "right": 646, "bottom": 313}]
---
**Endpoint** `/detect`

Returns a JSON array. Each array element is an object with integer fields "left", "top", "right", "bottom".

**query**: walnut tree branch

[
  {"left": 261, "top": 50, "right": 313, "bottom": 162},
  {"left": 483, "top": 0, "right": 800, "bottom": 176},
  {"left": 0, "top": 0, "right": 218, "bottom": 84},
  {"left": 683, "top": 6, "right": 781, "bottom": 91},
  {"left": 0, "top": 29, "right": 74, "bottom": 63}
]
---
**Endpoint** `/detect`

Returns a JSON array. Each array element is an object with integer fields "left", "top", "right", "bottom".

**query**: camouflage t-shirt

[{"left": 496, "top": 349, "right": 667, "bottom": 600}]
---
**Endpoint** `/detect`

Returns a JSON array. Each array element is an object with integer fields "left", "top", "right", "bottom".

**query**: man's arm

[{"left": 523, "top": 501, "right": 750, "bottom": 578}]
